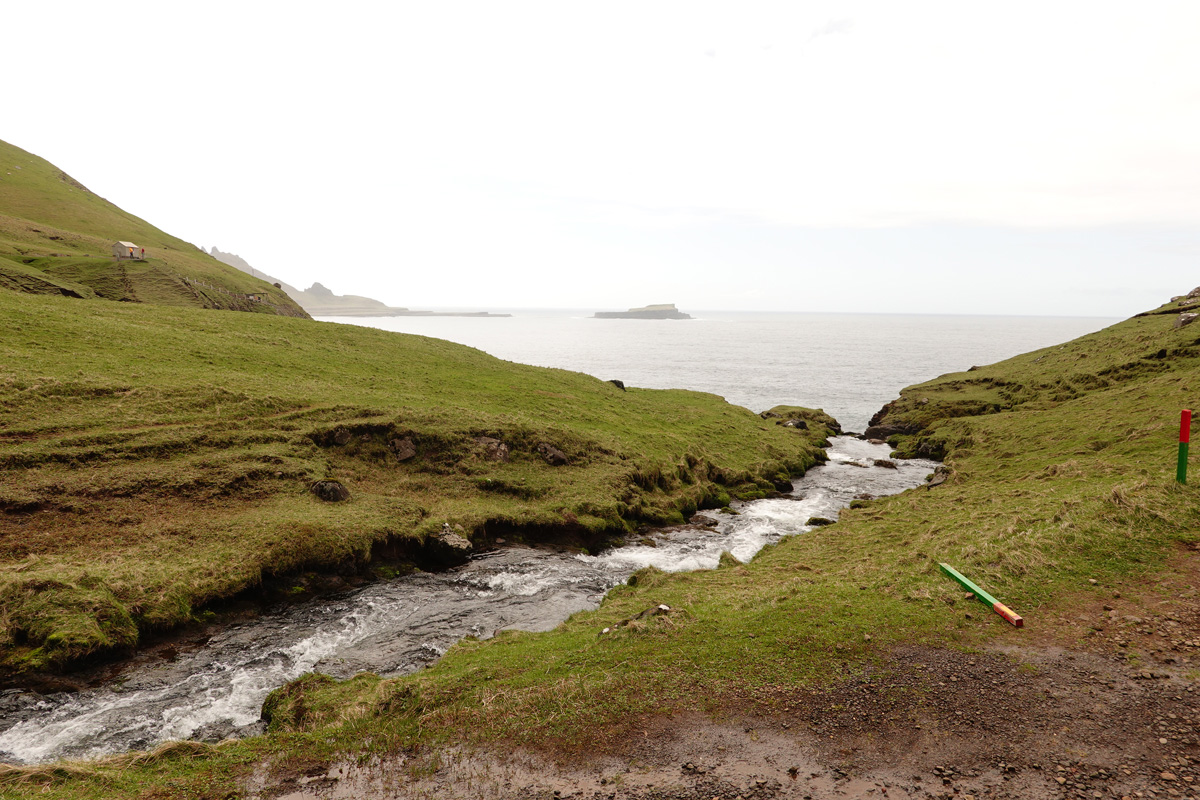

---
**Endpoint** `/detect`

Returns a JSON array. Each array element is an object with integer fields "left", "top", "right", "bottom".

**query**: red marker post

[{"left": 1179, "top": 409, "right": 1192, "bottom": 485}]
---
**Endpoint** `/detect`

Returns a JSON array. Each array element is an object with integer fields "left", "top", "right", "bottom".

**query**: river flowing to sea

[
  {"left": 0, "top": 311, "right": 1117, "bottom": 764},
  {"left": 1, "top": 439, "right": 934, "bottom": 764}
]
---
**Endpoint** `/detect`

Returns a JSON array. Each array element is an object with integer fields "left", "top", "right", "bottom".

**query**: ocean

[{"left": 318, "top": 310, "right": 1121, "bottom": 432}]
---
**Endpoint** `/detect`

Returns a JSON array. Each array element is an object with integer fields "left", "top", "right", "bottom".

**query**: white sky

[{"left": 6, "top": 1, "right": 1200, "bottom": 316}]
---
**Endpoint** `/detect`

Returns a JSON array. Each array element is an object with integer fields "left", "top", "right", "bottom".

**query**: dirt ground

[{"left": 249, "top": 566, "right": 1200, "bottom": 800}]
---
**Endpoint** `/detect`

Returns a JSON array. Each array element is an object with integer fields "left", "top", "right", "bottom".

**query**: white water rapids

[{"left": 0, "top": 438, "right": 935, "bottom": 764}]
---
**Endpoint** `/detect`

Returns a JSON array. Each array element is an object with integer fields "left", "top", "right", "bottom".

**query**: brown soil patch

[
  {"left": 251, "top": 640, "right": 1199, "bottom": 799},
  {"left": 249, "top": 555, "right": 1200, "bottom": 800}
]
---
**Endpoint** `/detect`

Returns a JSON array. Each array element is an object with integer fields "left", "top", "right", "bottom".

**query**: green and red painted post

[
  {"left": 1179, "top": 409, "right": 1192, "bottom": 485},
  {"left": 939, "top": 563, "right": 1024, "bottom": 627}
]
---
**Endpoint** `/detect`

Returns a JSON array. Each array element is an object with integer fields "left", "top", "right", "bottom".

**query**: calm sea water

[{"left": 320, "top": 310, "right": 1120, "bottom": 432}]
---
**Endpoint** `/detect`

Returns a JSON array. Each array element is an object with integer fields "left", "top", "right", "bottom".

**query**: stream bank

[{"left": 0, "top": 437, "right": 936, "bottom": 765}]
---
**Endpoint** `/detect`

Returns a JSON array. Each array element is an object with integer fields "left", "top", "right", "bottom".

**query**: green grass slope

[
  {"left": 0, "top": 288, "right": 829, "bottom": 679},
  {"left": 12, "top": 292, "right": 1196, "bottom": 799},
  {"left": 0, "top": 140, "right": 305, "bottom": 316},
  {"left": 232, "top": 294, "right": 1193, "bottom": 739}
]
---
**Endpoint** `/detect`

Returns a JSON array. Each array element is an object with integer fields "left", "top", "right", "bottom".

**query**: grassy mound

[
  {"left": 0, "top": 289, "right": 829, "bottom": 678},
  {"left": 0, "top": 139, "right": 305, "bottom": 316}
]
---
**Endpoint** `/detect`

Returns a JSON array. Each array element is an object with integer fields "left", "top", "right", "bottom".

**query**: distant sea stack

[{"left": 592, "top": 303, "right": 693, "bottom": 320}]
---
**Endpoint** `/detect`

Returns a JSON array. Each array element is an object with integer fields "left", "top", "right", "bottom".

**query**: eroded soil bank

[{"left": 0, "top": 439, "right": 935, "bottom": 766}]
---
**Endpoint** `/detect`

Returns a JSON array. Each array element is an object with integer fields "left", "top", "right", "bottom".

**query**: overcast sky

[{"left": 6, "top": 2, "right": 1199, "bottom": 316}]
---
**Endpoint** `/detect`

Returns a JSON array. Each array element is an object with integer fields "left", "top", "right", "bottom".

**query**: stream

[{"left": 0, "top": 437, "right": 936, "bottom": 765}]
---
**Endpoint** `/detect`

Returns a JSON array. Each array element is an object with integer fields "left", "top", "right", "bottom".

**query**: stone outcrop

[
  {"left": 862, "top": 423, "right": 909, "bottom": 440},
  {"left": 536, "top": 442, "right": 569, "bottom": 466},
  {"left": 310, "top": 480, "right": 350, "bottom": 502},
  {"left": 390, "top": 437, "right": 417, "bottom": 461},
  {"left": 475, "top": 437, "right": 510, "bottom": 462}
]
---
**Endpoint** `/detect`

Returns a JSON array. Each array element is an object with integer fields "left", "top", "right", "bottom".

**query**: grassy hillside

[
  {"left": 0, "top": 288, "right": 829, "bottom": 680},
  {"left": 5, "top": 291, "right": 1200, "bottom": 798},
  {"left": 7, "top": 292, "right": 1196, "bottom": 798},
  {"left": 0, "top": 140, "right": 305, "bottom": 316}
]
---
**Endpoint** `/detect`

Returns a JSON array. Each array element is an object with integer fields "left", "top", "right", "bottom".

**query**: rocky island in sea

[{"left": 592, "top": 303, "right": 693, "bottom": 320}]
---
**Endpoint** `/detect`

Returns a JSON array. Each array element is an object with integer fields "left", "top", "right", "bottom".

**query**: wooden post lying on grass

[
  {"left": 1178, "top": 409, "right": 1192, "bottom": 485},
  {"left": 939, "top": 563, "right": 1024, "bottom": 628}
]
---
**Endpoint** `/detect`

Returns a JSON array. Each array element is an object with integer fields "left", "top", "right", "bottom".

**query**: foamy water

[{"left": 0, "top": 438, "right": 935, "bottom": 764}]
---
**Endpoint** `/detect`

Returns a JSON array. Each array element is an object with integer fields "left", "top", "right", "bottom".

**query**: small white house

[{"left": 112, "top": 241, "right": 143, "bottom": 260}]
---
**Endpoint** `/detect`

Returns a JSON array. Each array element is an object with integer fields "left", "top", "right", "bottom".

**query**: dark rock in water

[
  {"left": 608, "top": 379, "right": 626, "bottom": 391},
  {"left": 474, "top": 436, "right": 509, "bottom": 462},
  {"left": 771, "top": 476, "right": 794, "bottom": 492},
  {"left": 310, "top": 480, "right": 350, "bottom": 502},
  {"left": 426, "top": 522, "right": 473, "bottom": 566},
  {"left": 689, "top": 513, "right": 719, "bottom": 527},
  {"left": 390, "top": 436, "right": 417, "bottom": 461},
  {"left": 872, "top": 459, "right": 898, "bottom": 469},
  {"left": 866, "top": 438, "right": 887, "bottom": 445},
  {"left": 863, "top": 423, "right": 912, "bottom": 440},
  {"left": 806, "top": 516, "right": 836, "bottom": 526},
  {"left": 537, "top": 442, "right": 569, "bottom": 466}
]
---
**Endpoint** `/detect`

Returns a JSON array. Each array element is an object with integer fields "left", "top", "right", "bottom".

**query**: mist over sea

[{"left": 321, "top": 311, "right": 1121, "bottom": 432}]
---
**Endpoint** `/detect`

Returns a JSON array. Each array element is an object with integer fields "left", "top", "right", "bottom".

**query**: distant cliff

[
  {"left": 593, "top": 303, "right": 693, "bottom": 320},
  {"left": 208, "top": 248, "right": 509, "bottom": 317},
  {"left": 208, "top": 247, "right": 408, "bottom": 316}
]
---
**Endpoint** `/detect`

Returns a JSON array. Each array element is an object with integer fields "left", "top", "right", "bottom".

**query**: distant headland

[
  {"left": 208, "top": 247, "right": 510, "bottom": 318},
  {"left": 592, "top": 303, "right": 693, "bottom": 320}
]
